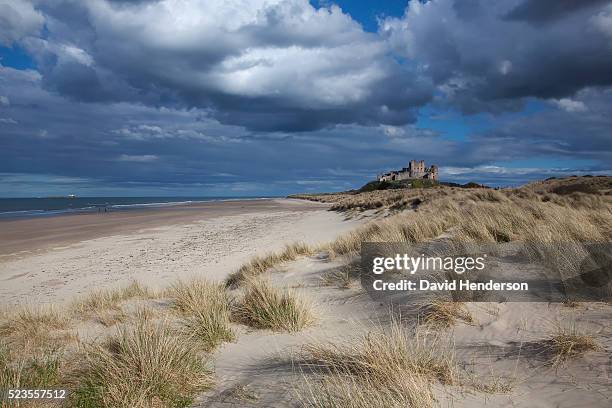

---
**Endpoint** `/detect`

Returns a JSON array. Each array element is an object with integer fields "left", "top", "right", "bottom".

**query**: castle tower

[
  {"left": 430, "top": 165, "right": 438, "bottom": 181},
  {"left": 408, "top": 160, "right": 417, "bottom": 178}
]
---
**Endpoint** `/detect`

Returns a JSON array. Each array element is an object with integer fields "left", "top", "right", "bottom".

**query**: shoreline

[
  {"left": 0, "top": 198, "right": 311, "bottom": 257},
  {"left": 0, "top": 196, "right": 281, "bottom": 221},
  {"left": 0, "top": 198, "right": 361, "bottom": 306}
]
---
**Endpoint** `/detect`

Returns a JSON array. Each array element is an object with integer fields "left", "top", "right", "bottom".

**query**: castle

[{"left": 377, "top": 160, "right": 438, "bottom": 182}]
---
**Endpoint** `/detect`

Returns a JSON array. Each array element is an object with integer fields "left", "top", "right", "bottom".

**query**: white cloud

[
  {"left": 0, "top": 117, "right": 17, "bottom": 124},
  {"left": 380, "top": 125, "right": 405, "bottom": 137},
  {"left": 0, "top": 95, "right": 9, "bottom": 106},
  {"left": 84, "top": 0, "right": 387, "bottom": 107},
  {"left": 117, "top": 154, "right": 159, "bottom": 162},
  {"left": 60, "top": 44, "right": 94, "bottom": 66},
  {"left": 20, "top": 0, "right": 429, "bottom": 130},
  {"left": 0, "top": 172, "right": 91, "bottom": 184},
  {"left": 442, "top": 165, "right": 612, "bottom": 179},
  {"left": 113, "top": 124, "right": 242, "bottom": 143},
  {"left": 592, "top": 5, "right": 612, "bottom": 38},
  {"left": 498, "top": 60, "right": 512, "bottom": 75},
  {"left": 552, "top": 98, "right": 588, "bottom": 113},
  {"left": 0, "top": 0, "right": 44, "bottom": 46}
]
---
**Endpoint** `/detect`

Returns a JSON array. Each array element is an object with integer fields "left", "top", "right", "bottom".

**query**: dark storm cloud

[
  {"left": 382, "top": 0, "right": 612, "bottom": 112},
  {"left": 0, "top": 64, "right": 496, "bottom": 193},
  {"left": 1, "top": 0, "right": 612, "bottom": 194},
  {"left": 504, "top": 0, "right": 610, "bottom": 23},
  {"left": 15, "top": 0, "right": 612, "bottom": 124},
  {"left": 20, "top": 0, "right": 434, "bottom": 131},
  {"left": 479, "top": 89, "right": 612, "bottom": 164}
]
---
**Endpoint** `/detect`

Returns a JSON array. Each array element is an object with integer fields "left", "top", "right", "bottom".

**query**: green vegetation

[
  {"left": 298, "top": 318, "right": 455, "bottom": 408},
  {"left": 70, "top": 321, "right": 212, "bottom": 408},
  {"left": 169, "top": 279, "right": 235, "bottom": 351},
  {"left": 359, "top": 179, "right": 439, "bottom": 192},
  {"left": 235, "top": 278, "right": 315, "bottom": 332}
]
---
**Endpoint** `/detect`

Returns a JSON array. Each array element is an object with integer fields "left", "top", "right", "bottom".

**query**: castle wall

[{"left": 379, "top": 160, "right": 438, "bottom": 182}]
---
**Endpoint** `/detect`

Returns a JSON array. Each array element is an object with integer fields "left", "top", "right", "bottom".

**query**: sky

[{"left": 0, "top": 0, "right": 611, "bottom": 197}]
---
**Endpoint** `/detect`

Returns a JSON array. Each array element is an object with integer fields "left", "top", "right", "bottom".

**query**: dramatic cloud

[
  {"left": 1, "top": 0, "right": 611, "bottom": 195},
  {"left": 0, "top": 0, "right": 44, "bottom": 46},
  {"left": 504, "top": 0, "right": 610, "bottom": 23},
  {"left": 381, "top": 0, "right": 612, "bottom": 112},
  {"left": 552, "top": 98, "right": 588, "bottom": 113},
  {"left": 21, "top": 0, "right": 433, "bottom": 131}
]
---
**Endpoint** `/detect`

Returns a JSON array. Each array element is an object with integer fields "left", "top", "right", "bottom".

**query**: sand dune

[{"left": 1, "top": 184, "right": 610, "bottom": 408}]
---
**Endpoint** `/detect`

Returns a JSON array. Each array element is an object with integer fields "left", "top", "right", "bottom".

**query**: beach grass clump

[
  {"left": 300, "top": 187, "right": 445, "bottom": 213},
  {"left": 169, "top": 279, "right": 235, "bottom": 351},
  {"left": 70, "top": 321, "right": 212, "bottom": 408},
  {"left": 0, "top": 342, "right": 63, "bottom": 392},
  {"left": 300, "top": 319, "right": 456, "bottom": 385},
  {"left": 519, "top": 204, "right": 611, "bottom": 279},
  {"left": 226, "top": 242, "right": 314, "bottom": 287},
  {"left": 420, "top": 299, "right": 474, "bottom": 328},
  {"left": 320, "top": 269, "right": 353, "bottom": 289},
  {"left": 299, "top": 370, "right": 435, "bottom": 408},
  {"left": 94, "top": 309, "right": 128, "bottom": 328},
  {"left": 325, "top": 197, "right": 467, "bottom": 258},
  {"left": 471, "top": 374, "right": 515, "bottom": 394},
  {"left": 0, "top": 305, "right": 72, "bottom": 353},
  {"left": 298, "top": 318, "right": 455, "bottom": 408},
  {"left": 225, "top": 383, "right": 260, "bottom": 403},
  {"left": 72, "top": 281, "right": 156, "bottom": 315},
  {"left": 0, "top": 305, "right": 69, "bottom": 338},
  {"left": 235, "top": 278, "right": 315, "bottom": 332},
  {"left": 320, "top": 263, "right": 361, "bottom": 289},
  {"left": 547, "top": 321, "right": 600, "bottom": 366}
]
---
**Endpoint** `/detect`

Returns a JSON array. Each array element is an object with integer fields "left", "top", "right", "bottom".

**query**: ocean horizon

[{"left": 0, "top": 196, "right": 280, "bottom": 220}]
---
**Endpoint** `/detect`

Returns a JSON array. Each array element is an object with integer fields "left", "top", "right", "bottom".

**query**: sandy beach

[
  {"left": 0, "top": 198, "right": 362, "bottom": 306},
  {"left": 0, "top": 180, "right": 610, "bottom": 408}
]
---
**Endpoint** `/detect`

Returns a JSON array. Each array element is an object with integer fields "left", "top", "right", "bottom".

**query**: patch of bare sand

[
  {"left": 0, "top": 199, "right": 362, "bottom": 306},
  {"left": 201, "top": 255, "right": 612, "bottom": 408}
]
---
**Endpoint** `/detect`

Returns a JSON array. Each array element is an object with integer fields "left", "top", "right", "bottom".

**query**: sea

[{"left": 0, "top": 196, "right": 274, "bottom": 220}]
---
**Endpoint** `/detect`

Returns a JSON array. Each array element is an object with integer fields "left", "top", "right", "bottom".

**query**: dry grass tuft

[
  {"left": 169, "top": 279, "right": 235, "bottom": 351},
  {"left": 298, "top": 318, "right": 455, "bottom": 407},
  {"left": 0, "top": 306, "right": 72, "bottom": 354},
  {"left": 317, "top": 186, "right": 612, "bottom": 293},
  {"left": 307, "top": 182, "right": 610, "bottom": 257},
  {"left": 300, "top": 318, "right": 457, "bottom": 385},
  {"left": 562, "top": 299, "right": 582, "bottom": 308},
  {"left": 226, "top": 242, "right": 314, "bottom": 287},
  {"left": 299, "top": 370, "right": 435, "bottom": 408},
  {"left": 70, "top": 320, "right": 212, "bottom": 408},
  {"left": 94, "top": 308, "right": 128, "bottom": 328},
  {"left": 72, "top": 281, "right": 156, "bottom": 315},
  {"left": 0, "top": 305, "right": 69, "bottom": 337},
  {"left": 320, "top": 264, "right": 360, "bottom": 289},
  {"left": 421, "top": 299, "right": 474, "bottom": 328},
  {"left": 547, "top": 321, "right": 600, "bottom": 365},
  {"left": 0, "top": 342, "right": 63, "bottom": 393},
  {"left": 225, "top": 383, "right": 260, "bottom": 402},
  {"left": 235, "top": 278, "right": 315, "bottom": 332},
  {"left": 471, "top": 374, "right": 515, "bottom": 394}
]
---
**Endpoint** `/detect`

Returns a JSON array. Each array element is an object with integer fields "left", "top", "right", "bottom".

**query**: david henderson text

[{"left": 372, "top": 279, "right": 529, "bottom": 291}]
